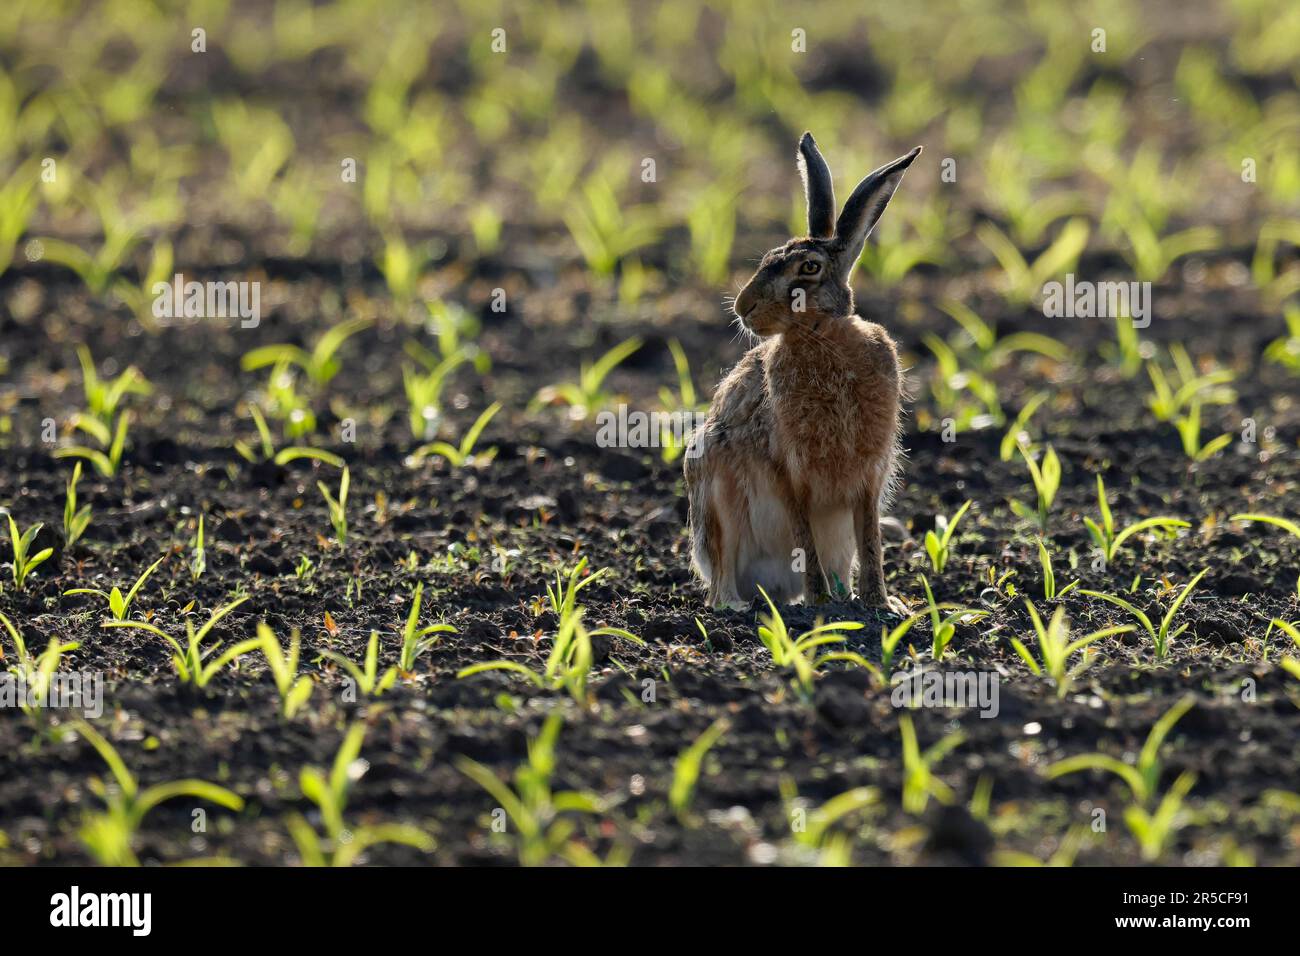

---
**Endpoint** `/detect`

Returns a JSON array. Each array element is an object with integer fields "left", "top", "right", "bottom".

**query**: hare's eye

[{"left": 798, "top": 260, "right": 821, "bottom": 276}]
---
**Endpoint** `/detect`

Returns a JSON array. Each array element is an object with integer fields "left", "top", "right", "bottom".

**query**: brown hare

[{"left": 685, "top": 133, "right": 920, "bottom": 612}]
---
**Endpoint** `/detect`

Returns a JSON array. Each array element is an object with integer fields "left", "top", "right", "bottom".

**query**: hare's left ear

[
  {"left": 798, "top": 132, "right": 836, "bottom": 239},
  {"left": 831, "top": 146, "right": 922, "bottom": 279}
]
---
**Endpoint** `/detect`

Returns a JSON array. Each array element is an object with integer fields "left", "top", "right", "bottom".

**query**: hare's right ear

[{"left": 797, "top": 132, "right": 836, "bottom": 239}]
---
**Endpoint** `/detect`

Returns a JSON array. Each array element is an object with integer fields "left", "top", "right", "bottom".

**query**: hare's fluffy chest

[{"left": 765, "top": 321, "right": 898, "bottom": 504}]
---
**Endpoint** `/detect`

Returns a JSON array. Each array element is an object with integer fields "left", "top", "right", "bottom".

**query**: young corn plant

[
  {"left": 918, "top": 575, "right": 987, "bottom": 662},
  {"left": 781, "top": 779, "right": 880, "bottom": 865},
  {"left": 1145, "top": 347, "right": 1235, "bottom": 423},
  {"left": 402, "top": 349, "right": 469, "bottom": 440},
  {"left": 899, "top": 714, "right": 965, "bottom": 815},
  {"left": 669, "top": 718, "right": 729, "bottom": 824},
  {"left": 530, "top": 338, "right": 642, "bottom": 418},
  {"left": 940, "top": 300, "right": 1071, "bottom": 373},
  {"left": 1047, "top": 696, "right": 1197, "bottom": 861},
  {"left": 1011, "top": 443, "right": 1060, "bottom": 533},
  {"left": 458, "top": 608, "right": 638, "bottom": 706},
  {"left": 879, "top": 613, "right": 926, "bottom": 678},
  {"left": 754, "top": 587, "right": 869, "bottom": 700},
  {"left": 63, "top": 463, "right": 93, "bottom": 548},
  {"left": 455, "top": 711, "right": 613, "bottom": 866},
  {"left": 54, "top": 410, "right": 130, "bottom": 478},
  {"left": 1080, "top": 569, "right": 1208, "bottom": 659},
  {"left": 1010, "top": 601, "right": 1134, "bottom": 697},
  {"left": 318, "top": 631, "right": 398, "bottom": 698},
  {"left": 975, "top": 218, "right": 1090, "bottom": 305},
  {"left": 397, "top": 582, "right": 458, "bottom": 674},
  {"left": 102, "top": 597, "right": 260, "bottom": 688},
  {"left": 73, "top": 345, "right": 152, "bottom": 426},
  {"left": 288, "top": 723, "right": 434, "bottom": 867},
  {"left": 1173, "top": 400, "right": 1232, "bottom": 462},
  {"left": 1230, "top": 514, "right": 1300, "bottom": 595},
  {"left": 232, "top": 403, "right": 343, "bottom": 467},
  {"left": 255, "top": 624, "right": 314, "bottom": 718},
  {"left": 409, "top": 401, "right": 501, "bottom": 467},
  {"left": 7, "top": 516, "right": 53, "bottom": 592},
  {"left": 924, "top": 500, "right": 971, "bottom": 573},
  {"left": 1000, "top": 391, "right": 1050, "bottom": 462},
  {"left": 0, "top": 611, "right": 79, "bottom": 722},
  {"left": 1084, "top": 475, "right": 1189, "bottom": 565},
  {"left": 73, "top": 720, "right": 243, "bottom": 867},
  {"left": 240, "top": 318, "right": 372, "bottom": 388},
  {"left": 190, "top": 515, "right": 206, "bottom": 581},
  {"left": 1036, "top": 538, "right": 1078, "bottom": 600},
  {"left": 1264, "top": 303, "right": 1300, "bottom": 374},
  {"left": 64, "top": 556, "right": 165, "bottom": 621},
  {"left": 317, "top": 466, "right": 349, "bottom": 548}
]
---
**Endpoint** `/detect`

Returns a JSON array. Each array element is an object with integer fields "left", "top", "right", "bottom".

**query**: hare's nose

[{"left": 734, "top": 287, "right": 756, "bottom": 318}]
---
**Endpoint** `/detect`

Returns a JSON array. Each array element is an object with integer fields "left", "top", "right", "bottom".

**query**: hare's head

[{"left": 734, "top": 133, "right": 921, "bottom": 336}]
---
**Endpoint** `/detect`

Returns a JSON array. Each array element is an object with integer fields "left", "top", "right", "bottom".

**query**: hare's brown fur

[{"left": 685, "top": 134, "right": 919, "bottom": 609}]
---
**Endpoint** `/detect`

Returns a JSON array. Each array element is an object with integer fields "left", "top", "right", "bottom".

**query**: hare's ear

[
  {"left": 831, "top": 146, "right": 922, "bottom": 279},
  {"left": 797, "top": 132, "right": 836, "bottom": 239}
]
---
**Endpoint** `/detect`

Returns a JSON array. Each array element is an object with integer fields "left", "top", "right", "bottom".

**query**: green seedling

[
  {"left": 232, "top": 403, "right": 343, "bottom": 467},
  {"left": 975, "top": 218, "right": 1090, "bottom": 305},
  {"left": 1173, "top": 400, "right": 1232, "bottom": 461},
  {"left": 240, "top": 318, "right": 372, "bottom": 387},
  {"left": 1047, "top": 694, "right": 1195, "bottom": 805},
  {"left": 55, "top": 411, "right": 130, "bottom": 477},
  {"left": 1230, "top": 514, "right": 1300, "bottom": 595},
  {"left": 994, "top": 826, "right": 1087, "bottom": 867},
  {"left": 941, "top": 301, "right": 1070, "bottom": 372},
  {"left": 7, "top": 516, "right": 53, "bottom": 592},
  {"left": 669, "top": 718, "right": 729, "bottom": 823},
  {"left": 317, "top": 466, "right": 349, "bottom": 548},
  {"left": 402, "top": 350, "right": 469, "bottom": 440},
  {"left": 1047, "top": 696, "right": 1198, "bottom": 861},
  {"left": 1084, "top": 475, "right": 1189, "bottom": 564},
  {"left": 63, "top": 463, "right": 93, "bottom": 548},
  {"left": 1010, "top": 601, "right": 1133, "bottom": 697},
  {"left": 879, "top": 612, "right": 926, "bottom": 678},
  {"left": 73, "top": 720, "right": 243, "bottom": 867},
  {"left": 1000, "top": 391, "right": 1050, "bottom": 461},
  {"left": 410, "top": 401, "right": 501, "bottom": 467},
  {"left": 288, "top": 723, "right": 434, "bottom": 867},
  {"left": 190, "top": 515, "right": 205, "bottom": 581},
  {"left": 531, "top": 338, "right": 642, "bottom": 417},
  {"left": 899, "top": 713, "right": 965, "bottom": 815},
  {"left": 64, "top": 556, "right": 164, "bottom": 621},
  {"left": 0, "top": 611, "right": 80, "bottom": 721},
  {"left": 924, "top": 499, "right": 971, "bottom": 573},
  {"left": 103, "top": 597, "right": 259, "bottom": 687},
  {"left": 73, "top": 345, "right": 152, "bottom": 425},
  {"left": 1036, "top": 538, "right": 1078, "bottom": 600},
  {"left": 918, "top": 575, "right": 987, "bottom": 661},
  {"left": 458, "top": 608, "right": 639, "bottom": 706},
  {"left": 1145, "top": 349, "right": 1235, "bottom": 423},
  {"left": 563, "top": 174, "right": 660, "bottom": 277},
  {"left": 755, "top": 587, "right": 869, "bottom": 699},
  {"left": 782, "top": 779, "right": 879, "bottom": 865},
  {"left": 1264, "top": 304, "right": 1300, "bottom": 373},
  {"left": 255, "top": 624, "right": 314, "bottom": 718},
  {"left": 398, "top": 582, "right": 458, "bottom": 673},
  {"left": 456, "top": 712, "right": 615, "bottom": 866},
  {"left": 1080, "top": 569, "right": 1208, "bottom": 659},
  {"left": 318, "top": 631, "right": 398, "bottom": 698},
  {"left": 1010, "top": 443, "right": 1060, "bottom": 533}
]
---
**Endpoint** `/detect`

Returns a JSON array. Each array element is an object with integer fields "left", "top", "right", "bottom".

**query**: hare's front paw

[{"left": 884, "top": 594, "right": 909, "bottom": 617}]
